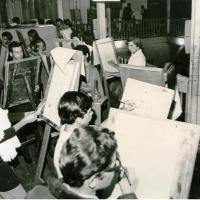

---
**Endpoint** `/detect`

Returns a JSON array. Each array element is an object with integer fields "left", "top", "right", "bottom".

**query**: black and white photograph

[{"left": 0, "top": 0, "right": 199, "bottom": 199}]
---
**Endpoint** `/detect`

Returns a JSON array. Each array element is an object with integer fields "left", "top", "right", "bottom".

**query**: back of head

[
  {"left": 2, "top": 31, "right": 13, "bottom": 41},
  {"left": 12, "top": 17, "right": 20, "bottom": 24},
  {"left": 58, "top": 91, "right": 93, "bottom": 125},
  {"left": 74, "top": 45, "right": 90, "bottom": 62},
  {"left": 59, "top": 126, "right": 117, "bottom": 187}
]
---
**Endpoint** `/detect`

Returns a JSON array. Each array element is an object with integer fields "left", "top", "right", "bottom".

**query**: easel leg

[{"left": 34, "top": 124, "right": 51, "bottom": 184}]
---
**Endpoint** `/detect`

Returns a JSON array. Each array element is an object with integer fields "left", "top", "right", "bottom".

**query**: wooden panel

[{"left": 119, "top": 64, "right": 165, "bottom": 88}]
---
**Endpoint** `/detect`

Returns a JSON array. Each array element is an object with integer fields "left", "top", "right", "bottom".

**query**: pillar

[
  {"left": 166, "top": 0, "right": 171, "bottom": 34},
  {"left": 97, "top": 2, "right": 107, "bottom": 39},
  {"left": 57, "top": 0, "right": 64, "bottom": 19},
  {"left": 186, "top": 0, "right": 200, "bottom": 124}
]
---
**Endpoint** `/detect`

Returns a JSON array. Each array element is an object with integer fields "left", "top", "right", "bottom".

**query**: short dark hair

[
  {"left": 58, "top": 91, "right": 93, "bottom": 125},
  {"left": 59, "top": 126, "right": 117, "bottom": 187},
  {"left": 2, "top": 31, "right": 13, "bottom": 41},
  {"left": 12, "top": 17, "right": 20, "bottom": 24},
  {"left": 74, "top": 45, "right": 90, "bottom": 62}
]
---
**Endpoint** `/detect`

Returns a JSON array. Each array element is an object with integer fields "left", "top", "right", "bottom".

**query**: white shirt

[{"left": 128, "top": 49, "right": 146, "bottom": 67}]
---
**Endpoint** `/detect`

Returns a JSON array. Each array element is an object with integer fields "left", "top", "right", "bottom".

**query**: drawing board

[
  {"left": 94, "top": 37, "right": 119, "bottom": 73},
  {"left": 41, "top": 47, "right": 83, "bottom": 129},
  {"left": 3, "top": 57, "right": 40, "bottom": 108},
  {"left": 119, "top": 64, "right": 165, "bottom": 88},
  {"left": 120, "top": 78, "right": 174, "bottom": 119},
  {"left": 106, "top": 108, "right": 200, "bottom": 198}
]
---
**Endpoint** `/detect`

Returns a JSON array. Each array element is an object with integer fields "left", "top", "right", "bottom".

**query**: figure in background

[
  {"left": 1, "top": 32, "right": 13, "bottom": 48},
  {"left": 74, "top": 44, "right": 104, "bottom": 99},
  {"left": 10, "top": 17, "right": 20, "bottom": 27},
  {"left": 61, "top": 19, "right": 73, "bottom": 40},
  {"left": 122, "top": 3, "right": 134, "bottom": 21},
  {"left": 27, "top": 29, "right": 46, "bottom": 56},
  {"left": 127, "top": 37, "right": 146, "bottom": 66},
  {"left": 55, "top": 18, "right": 65, "bottom": 38},
  {"left": 53, "top": 91, "right": 94, "bottom": 179},
  {"left": 140, "top": 5, "right": 148, "bottom": 20}
]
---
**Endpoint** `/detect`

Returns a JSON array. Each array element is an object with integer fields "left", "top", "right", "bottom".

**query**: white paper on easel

[
  {"left": 120, "top": 78, "right": 174, "bottom": 119},
  {"left": 42, "top": 47, "right": 82, "bottom": 128},
  {"left": 109, "top": 108, "right": 200, "bottom": 198}
]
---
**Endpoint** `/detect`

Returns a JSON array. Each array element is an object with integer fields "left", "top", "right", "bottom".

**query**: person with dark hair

[
  {"left": 1, "top": 32, "right": 13, "bottom": 48},
  {"left": 27, "top": 125, "right": 137, "bottom": 199},
  {"left": 8, "top": 41, "right": 24, "bottom": 61},
  {"left": 54, "top": 91, "right": 94, "bottom": 179},
  {"left": 74, "top": 44, "right": 104, "bottom": 98},
  {"left": 140, "top": 5, "right": 148, "bottom": 20},
  {"left": 122, "top": 3, "right": 134, "bottom": 21},
  {"left": 11, "top": 17, "right": 20, "bottom": 26},
  {"left": 27, "top": 29, "right": 46, "bottom": 56},
  {"left": 127, "top": 37, "right": 146, "bottom": 66}
]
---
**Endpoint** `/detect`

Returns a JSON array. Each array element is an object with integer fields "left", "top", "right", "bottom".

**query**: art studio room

[{"left": 0, "top": 0, "right": 200, "bottom": 198}]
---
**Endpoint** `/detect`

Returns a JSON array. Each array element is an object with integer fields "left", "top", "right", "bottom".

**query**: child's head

[
  {"left": 74, "top": 45, "right": 90, "bottom": 62},
  {"left": 59, "top": 126, "right": 118, "bottom": 190},
  {"left": 28, "top": 29, "right": 41, "bottom": 43},
  {"left": 58, "top": 91, "right": 93, "bottom": 125}
]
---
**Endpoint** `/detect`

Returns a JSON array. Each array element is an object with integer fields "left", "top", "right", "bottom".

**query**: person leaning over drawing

[
  {"left": 0, "top": 103, "right": 43, "bottom": 198},
  {"left": 27, "top": 124, "right": 138, "bottom": 199}
]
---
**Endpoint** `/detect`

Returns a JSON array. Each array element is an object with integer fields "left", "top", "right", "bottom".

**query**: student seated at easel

[
  {"left": 53, "top": 91, "right": 94, "bottom": 179},
  {"left": 7, "top": 41, "right": 24, "bottom": 61},
  {"left": 0, "top": 104, "right": 43, "bottom": 199},
  {"left": 74, "top": 45, "right": 104, "bottom": 100},
  {"left": 27, "top": 29, "right": 46, "bottom": 56},
  {"left": 27, "top": 125, "right": 137, "bottom": 199}
]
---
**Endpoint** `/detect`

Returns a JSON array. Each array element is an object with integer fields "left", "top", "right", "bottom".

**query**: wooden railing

[
  {"left": 70, "top": 18, "right": 189, "bottom": 40},
  {"left": 169, "top": 18, "right": 189, "bottom": 36},
  {"left": 111, "top": 18, "right": 167, "bottom": 39}
]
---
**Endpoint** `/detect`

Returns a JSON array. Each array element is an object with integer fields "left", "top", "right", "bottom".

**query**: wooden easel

[{"left": 34, "top": 48, "right": 83, "bottom": 183}]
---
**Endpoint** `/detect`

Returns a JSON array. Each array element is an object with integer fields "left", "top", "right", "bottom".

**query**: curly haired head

[{"left": 59, "top": 126, "right": 117, "bottom": 187}]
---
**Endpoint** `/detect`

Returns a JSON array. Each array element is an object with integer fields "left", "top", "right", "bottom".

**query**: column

[
  {"left": 97, "top": 2, "right": 107, "bottom": 39},
  {"left": 186, "top": 0, "right": 200, "bottom": 124},
  {"left": 166, "top": 0, "right": 171, "bottom": 34},
  {"left": 57, "top": 0, "right": 64, "bottom": 19}
]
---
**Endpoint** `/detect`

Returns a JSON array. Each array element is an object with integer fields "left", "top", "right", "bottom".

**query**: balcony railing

[
  {"left": 110, "top": 18, "right": 189, "bottom": 40},
  {"left": 111, "top": 18, "right": 167, "bottom": 39}
]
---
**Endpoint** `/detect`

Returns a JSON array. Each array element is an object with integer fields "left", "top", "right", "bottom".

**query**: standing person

[
  {"left": 140, "top": 5, "right": 148, "bottom": 20},
  {"left": 53, "top": 91, "right": 94, "bottom": 179},
  {"left": 127, "top": 37, "right": 146, "bottom": 67},
  {"left": 27, "top": 29, "right": 46, "bottom": 56},
  {"left": 122, "top": 3, "right": 134, "bottom": 21}
]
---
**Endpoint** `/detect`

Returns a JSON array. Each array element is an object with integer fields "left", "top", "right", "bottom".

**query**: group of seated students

[{"left": 0, "top": 19, "right": 147, "bottom": 198}]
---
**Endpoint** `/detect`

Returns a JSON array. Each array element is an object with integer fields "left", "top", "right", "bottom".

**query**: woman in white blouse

[{"left": 127, "top": 37, "right": 146, "bottom": 67}]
